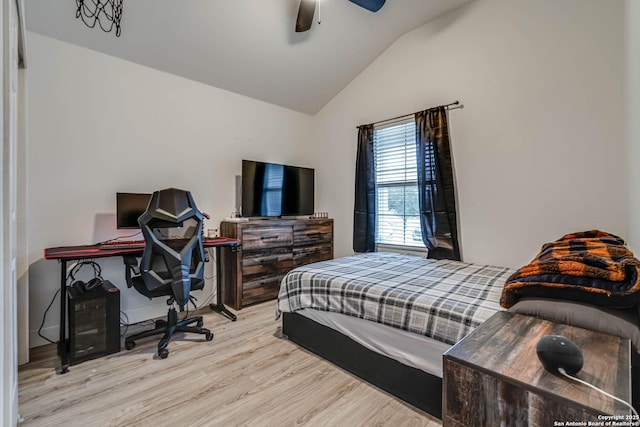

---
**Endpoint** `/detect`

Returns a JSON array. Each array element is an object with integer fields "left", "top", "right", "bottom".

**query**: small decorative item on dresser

[{"left": 313, "top": 212, "right": 328, "bottom": 218}]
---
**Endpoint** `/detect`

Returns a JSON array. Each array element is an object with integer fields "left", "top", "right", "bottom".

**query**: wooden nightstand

[{"left": 443, "top": 311, "right": 632, "bottom": 426}]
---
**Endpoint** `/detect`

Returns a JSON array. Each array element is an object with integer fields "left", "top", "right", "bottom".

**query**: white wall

[
  {"left": 313, "top": 0, "right": 626, "bottom": 267},
  {"left": 26, "top": 32, "right": 315, "bottom": 347},
  {"left": 626, "top": 0, "right": 640, "bottom": 252}
]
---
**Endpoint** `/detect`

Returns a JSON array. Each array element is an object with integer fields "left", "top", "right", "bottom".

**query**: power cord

[
  {"left": 120, "top": 311, "right": 130, "bottom": 336},
  {"left": 191, "top": 247, "right": 217, "bottom": 308},
  {"left": 179, "top": 297, "right": 197, "bottom": 322},
  {"left": 98, "top": 230, "right": 142, "bottom": 245},
  {"left": 203, "top": 247, "right": 216, "bottom": 280},
  {"left": 37, "top": 289, "right": 60, "bottom": 344},
  {"left": 119, "top": 311, "right": 155, "bottom": 336},
  {"left": 558, "top": 367, "right": 638, "bottom": 418}
]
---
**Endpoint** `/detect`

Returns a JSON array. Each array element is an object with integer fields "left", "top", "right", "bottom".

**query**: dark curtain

[
  {"left": 353, "top": 124, "right": 376, "bottom": 252},
  {"left": 415, "top": 107, "right": 460, "bottom": 260}
]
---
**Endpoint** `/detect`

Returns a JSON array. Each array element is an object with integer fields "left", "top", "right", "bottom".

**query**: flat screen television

[
  {"left": 242, "top": 160, "right": 314, "bottom": 218},
  {"left": 116, "top": 192, "right": 152, "bottom": 229}
]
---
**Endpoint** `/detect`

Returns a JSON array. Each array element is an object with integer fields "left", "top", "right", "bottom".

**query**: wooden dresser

[
  {"left": 219, "top": 218, "right": 333, "bottom": 309},
  {"left": 443, "top": 311, "right": 632, "bottom": 426}
]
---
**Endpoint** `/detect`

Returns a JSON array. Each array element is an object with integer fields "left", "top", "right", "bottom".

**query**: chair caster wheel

[
  {"left": 205, "top": 332, "right": 214, "bottom": 341},
  {"left": 125, "top": 341, "right": 135, "bottom": 350},
  {"left": 159, "top": 348, "right": 169, "bottom": 359}
]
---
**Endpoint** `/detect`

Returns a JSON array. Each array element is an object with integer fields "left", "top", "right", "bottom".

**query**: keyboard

[{"left": 98, "top": 240, "right": 145, "bottom": 250}]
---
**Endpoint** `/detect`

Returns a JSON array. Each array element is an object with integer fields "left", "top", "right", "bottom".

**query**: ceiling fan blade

[
  {"left": 348, "top": 0, "right": 385, "bottom": 12},
  {"left": 296, "top": 0, "right": 317, "bottom": 32}
]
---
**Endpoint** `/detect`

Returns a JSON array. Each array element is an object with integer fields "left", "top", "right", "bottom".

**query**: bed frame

[
  {"left": 283, "top": 312, "right": 640, "bottom": 417},
  {"left": 282, "top": 312, "right": 443, "bottom": 419}
]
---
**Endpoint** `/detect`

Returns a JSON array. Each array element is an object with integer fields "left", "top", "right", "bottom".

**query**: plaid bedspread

[{"left": 276, "top": 252, "right": 514, "bottom": 345}]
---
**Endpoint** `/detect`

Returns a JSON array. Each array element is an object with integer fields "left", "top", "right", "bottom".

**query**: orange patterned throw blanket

[{"left": 500, "top": 230, "right": 640, "bottom": 308}]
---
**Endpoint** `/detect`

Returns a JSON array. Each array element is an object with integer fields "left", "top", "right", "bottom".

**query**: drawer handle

[
  {"left": 261, "top": 236, "right": 279, "bottom": 240},
  {"left": 260, "top": 259, "right": 277, "bottom": 265}
]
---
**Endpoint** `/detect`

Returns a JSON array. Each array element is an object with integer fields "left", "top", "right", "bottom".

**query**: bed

[
  {"left": 276, "top": 245, "right": 640, "bottom": 418},
  {"left": 275, "top": 251, "right": 515, "bottom": 418}
]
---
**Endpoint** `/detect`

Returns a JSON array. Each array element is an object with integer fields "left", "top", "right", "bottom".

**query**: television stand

[{"left": 219, "top": 217, "right": 333, "bottom": 309}]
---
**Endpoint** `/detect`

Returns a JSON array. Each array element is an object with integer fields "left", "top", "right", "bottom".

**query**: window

[
  {"left": 373, "top": 119, "right": 424, "bottom": 249},
  {"left": 259, "top": 163, "right": 284, "bottom": 216}
]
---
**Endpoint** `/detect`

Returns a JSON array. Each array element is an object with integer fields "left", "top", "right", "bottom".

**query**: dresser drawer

[
  {"left": 242, "top": 226, "right": 293, "bottom": 250},
  {"left": 293, "top": 244, "right": 332, "bottom": 267},
  {"left": 242, "top": 275, "right": 283, "bottom": 306},
  {"left": 294, "top": 222, "right": 333, "bottom": 246},
  {"left": 242, "top": 272, "right": 287, "bottom": 305},
  {"left": 243, "top": 266, "right": 290, "bottom": 287},
  {"left": 242, "top": 247, "right": 293, "bottom": 275}
]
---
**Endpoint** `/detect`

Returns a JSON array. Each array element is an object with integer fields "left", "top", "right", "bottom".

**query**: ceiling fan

[{"left": 295, "top": 0, "right": 386, "bottom": 32}]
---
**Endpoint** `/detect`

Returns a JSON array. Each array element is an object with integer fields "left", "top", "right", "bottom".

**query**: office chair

[{"left": 123, "top": 188, "right": 213, "bottom": 359}]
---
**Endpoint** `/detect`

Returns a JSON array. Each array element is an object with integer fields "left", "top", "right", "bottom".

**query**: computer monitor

[{"left": 116, "top": 193, "right": 152, "bottom": 229}]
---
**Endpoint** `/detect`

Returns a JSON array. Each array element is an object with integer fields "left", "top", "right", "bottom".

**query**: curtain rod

[{"left": 356, "top": 100, "right": 463, "bottom": 129}]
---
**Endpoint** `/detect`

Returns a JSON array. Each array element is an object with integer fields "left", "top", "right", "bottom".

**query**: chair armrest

[{"left": 122, "top": 255, "right": 140, "bottom": 288}]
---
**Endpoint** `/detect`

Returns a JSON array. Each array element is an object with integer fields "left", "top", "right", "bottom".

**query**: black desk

[{"left": 44, "top": 237, "right": 241, "bottom": 374}]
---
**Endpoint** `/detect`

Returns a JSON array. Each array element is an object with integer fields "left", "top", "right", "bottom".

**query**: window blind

[{"left": 373, "top": 119, "right": 423, "bottom": 248}]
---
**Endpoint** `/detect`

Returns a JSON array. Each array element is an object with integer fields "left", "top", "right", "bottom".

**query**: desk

[{"left": 44, "top": 237, "right": 241, "bottom": 374}]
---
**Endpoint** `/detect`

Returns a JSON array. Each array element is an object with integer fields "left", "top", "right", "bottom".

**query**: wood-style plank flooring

[{"left": 18, "top": 301, "right": 441, "bottom": 426}]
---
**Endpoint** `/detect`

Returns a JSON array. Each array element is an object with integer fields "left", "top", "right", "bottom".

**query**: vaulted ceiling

[{"left": 25, "top": 0, "right": 472, "bottom": 114}]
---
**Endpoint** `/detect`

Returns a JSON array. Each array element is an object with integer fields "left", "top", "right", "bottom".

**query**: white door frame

[{"left": 2, "top": 0, "right": 25, "bottom": 424}]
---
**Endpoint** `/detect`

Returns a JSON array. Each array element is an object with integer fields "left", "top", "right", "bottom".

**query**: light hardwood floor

[{"left": 18, "top": 301, "right": 441, "bottom": 426}]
